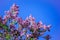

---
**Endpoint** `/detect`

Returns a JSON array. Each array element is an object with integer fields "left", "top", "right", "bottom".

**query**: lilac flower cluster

[{"left": 0, "top": 4, "right": 51, "bottom": 40}]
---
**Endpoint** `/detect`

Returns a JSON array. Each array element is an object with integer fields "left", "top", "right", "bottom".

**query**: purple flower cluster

[{"left": 0, "top": 4, "right": 51, "bottom": 40}]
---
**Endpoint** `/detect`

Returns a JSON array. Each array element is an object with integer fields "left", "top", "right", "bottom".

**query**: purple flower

[
  {"left": 37, "top": 21, "right": 43, "bottom": 28},
  {"left": 0, "top": 4, "right": 51, "bottom": 40},
  {"left": 0, "top": 16, "right": 2, "bottom": 23},
  {"left": 29, "top": 14, "right": 35, "bottom": 21}
]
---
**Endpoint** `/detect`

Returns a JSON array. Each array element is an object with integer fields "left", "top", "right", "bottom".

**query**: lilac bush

[{"left": 0, "top": 4, "right": 51, "bottom": 40}]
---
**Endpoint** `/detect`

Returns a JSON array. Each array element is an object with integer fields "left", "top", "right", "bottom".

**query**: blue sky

[{"left": 0, "top": 0, "right": 60, "bottom": 40}]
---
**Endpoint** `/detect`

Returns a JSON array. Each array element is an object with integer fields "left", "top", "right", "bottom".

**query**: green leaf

[
  {"left": 0, "top": 23, "right": 9, "bottom": 31},
  {"left": 0, "top": 33, "right": 2, "bottom": 37},
  {"left": 6, "top": 34, "right": 11, "bottom": 40},
  {"left": 30, "top": 38, "right": 34, "bottom": 40}
]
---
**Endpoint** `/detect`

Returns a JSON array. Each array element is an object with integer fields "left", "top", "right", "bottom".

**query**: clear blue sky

[{"left": 0, "top": 0, "right": 60, "bottom": 40}]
